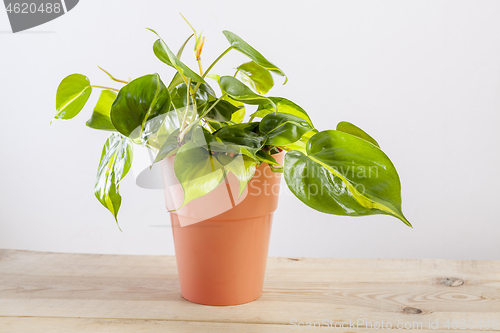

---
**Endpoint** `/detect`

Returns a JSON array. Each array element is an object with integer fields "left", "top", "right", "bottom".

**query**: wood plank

[
  {"left": 0, "top": 317, "right": 286, "bottom": 333},
  {"left": 0, "top": 249, "right": 499, "bottom": 332},
  {"left": 0, "top": 317, "right": 492, "bottom": 333}
]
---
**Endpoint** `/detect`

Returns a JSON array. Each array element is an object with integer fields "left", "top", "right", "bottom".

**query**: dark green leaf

[
  {"left": 207, "top": 74, "right": 246, "bottom": 122},
  {"left": 94, "top": 133, "right": 133, "bottom": 224},
  {"left": 55, "top": 74, "right": 92, "bottom": 120},
  {"left": 212, "top": 123, "right": 266, "bottom": 160},
  {"left": 259, "top": 113, "right": 314, "bottom": 145},
  {"left": 86, "top": 90, "right": 117, "bottom": 131},
  {"left": 219, "top": 76, "right": 276, "bottom": 110},
  {"left": 170, "top": 82, "right": 215, "bottom": 112},
  {"left": 223, "top": 30, "right": 287, "bottom": 82},
  {"left": 110, "top": 73, "right": 171, "bottom": 140},
  {"left": 256, "top": 150, "right": 281, "bottom": 166},
  {"left": 284, "top": 130, "right": 411, "bottom": 227},
  {"left": 214, "top": 124, "right": 267, "bottom": 150},
  {"left": 204, "top": 99, "right": 242, "bottom": 122},
  {"left": 237, "top": 61, "right": 274, "bottom": 95},
  {"left": 336, "top": 121, "right": 380, "bottom": 147}
]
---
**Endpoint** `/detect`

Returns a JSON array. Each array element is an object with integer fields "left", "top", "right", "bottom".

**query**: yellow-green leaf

[
  {"left": 284, "top": 130, "right": 411, "bottom": 227},
  {"left": 86, "top": 90, "right": 117, "bottom": 131},
  {"left": 55, "top": 74, "right": 92, "bottom": 120}
]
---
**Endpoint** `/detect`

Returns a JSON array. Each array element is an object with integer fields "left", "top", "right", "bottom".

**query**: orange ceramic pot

[{"left": 160, "top": 153, "right": 284, "bottom": 306}]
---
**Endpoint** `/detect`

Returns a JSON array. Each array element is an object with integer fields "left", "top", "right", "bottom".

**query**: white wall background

[{"left": 1, "top": 0, "right": 499, "bottom": 260}]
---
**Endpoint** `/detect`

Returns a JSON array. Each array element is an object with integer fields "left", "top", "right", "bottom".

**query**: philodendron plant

[{"left": 53, "top": 19, "right": 411, "bottom": 228}]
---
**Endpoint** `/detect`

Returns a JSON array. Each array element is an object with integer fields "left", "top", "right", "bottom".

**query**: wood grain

[{"left": 0, "top": 249, "right": 499, "bottom": 332}]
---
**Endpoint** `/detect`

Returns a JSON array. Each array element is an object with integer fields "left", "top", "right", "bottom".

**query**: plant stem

[
  {"left": 91, "top": 85, "right": 120, "bottom": 92},
  {"left": 178, "top": 94, "right": 227, "bottom": 141},
  {"left": 179, "top": 78, "right": 192, "bottom": 139},
  {"left": 179, "top": 93, "right": 228, "bottom": 140},
  {"left": 180, "top": 13, "right": 197, "bottom": 39},
  {"left": 197, "top": 60, "right": 204, "bottom": 76},
  {"left": 200, "top": 94, "right": 226, "bottom": 118},
  {"left": 98, "top": 66, "right": 129, "bottom": 85},
  {"left": 203, "top": 47, "right": 232, "bottom": 80},
  {"left": 193, "top": 47, "right": 232, "bottom": 94}
]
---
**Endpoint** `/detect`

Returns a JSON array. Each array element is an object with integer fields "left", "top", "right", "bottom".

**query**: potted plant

[{"left": 53, "top": 18, "right": 411, "bottom": 306}]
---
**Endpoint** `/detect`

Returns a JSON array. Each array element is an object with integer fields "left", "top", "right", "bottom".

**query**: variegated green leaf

[
  {"left": 284, "top": 130, "right": 411, "bottom": 227},
  {"left": 237, "top": 61, "right": 274, "bottom": 95},
  {"left": 94, "top": 133, "right": 133, "bottom": 224},
  {"left": 54, "top": 74, "right": 92, "bottom": 120},
  {"left": 260, "top": 113, "right": 314, "bottom": 145},
  {"left": 219, "top": 76, "right": 276, "bottom": 110}
]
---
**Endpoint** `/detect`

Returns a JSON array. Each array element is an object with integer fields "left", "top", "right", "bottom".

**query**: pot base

[{"left": 171, "top": 213, "right": 274, "bottom": 306}]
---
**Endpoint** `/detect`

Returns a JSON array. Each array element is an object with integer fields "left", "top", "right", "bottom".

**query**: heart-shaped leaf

[
  {"left": 336, "top": 121, "right": 380, "bottom": 147},
  {"left": 259, "top": 113, "right": 314, "bottom": 145},
  {"left": 110, "top": 73, "right": 171, "bottom": 140},
  {"left": 86, "top": 90, "right": 117, "bottom": 131},
  {"left": 174, "top": 142, "right": 226, "bottom": 207},
  {"left": 55, "top": 74, "right": 92, "bottom": 120},
  {"left": 237, "top": 61, "right": 274, "bottom": 95},
  {"left": 219, "top": 76, "right": 276, "bottom": 110},
  {"left": 223, "top": 30, "right": 287, "bottom": 83},
  {"left": 284, "top": 130, "right": 411, "bottom": 227},
  {"left": 94, "top": 133, "right": 134, "bottom": 224}
]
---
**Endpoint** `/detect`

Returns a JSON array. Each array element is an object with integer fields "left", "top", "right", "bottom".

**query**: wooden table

[{"left": 0, "top": 249, "right": 498, "bottom": 332}]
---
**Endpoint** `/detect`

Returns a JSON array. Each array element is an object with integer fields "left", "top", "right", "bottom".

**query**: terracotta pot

[{"left": 160, "top": 153, "right": 284, "bottom": 306}]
